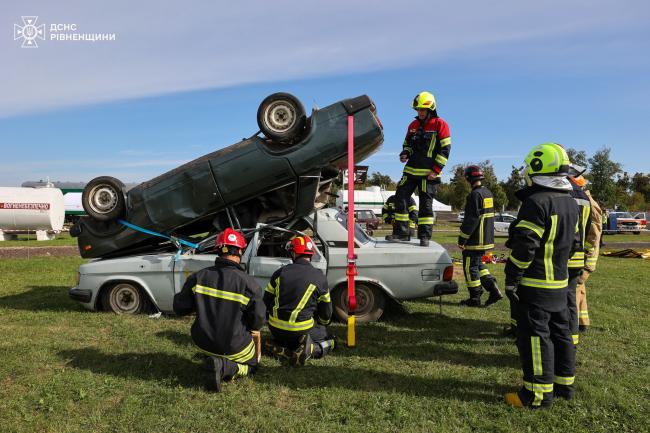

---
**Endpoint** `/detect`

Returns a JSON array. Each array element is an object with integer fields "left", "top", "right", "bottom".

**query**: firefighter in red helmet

[
  {"left": 173, "top": 228, "right": 265, "bottom": 392},
  {"left": 264, "top": 235, "right": 336, "bottom": 366}
]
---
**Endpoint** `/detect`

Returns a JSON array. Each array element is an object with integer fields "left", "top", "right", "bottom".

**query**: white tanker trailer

[
  {"left": 0, "top": 187, "right": 65, "bottom": 241},
  {"left": 336, "top": 186, "right": 452, "bottom": 216}
]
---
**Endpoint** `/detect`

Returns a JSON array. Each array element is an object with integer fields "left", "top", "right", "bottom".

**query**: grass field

[{"left": 1, "top": 255, "right": 649, "bottom": 433}]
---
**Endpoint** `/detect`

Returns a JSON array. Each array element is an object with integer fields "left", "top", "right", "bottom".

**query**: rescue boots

[
  {"left": 459, "top": 297, "right": 481, "bottom": 307},
  {"left": 385, "top": 234, "right": 410, "bottom": 242},
  {"left": 553, "top": 385, "right": 574, "bottom": 401},
  {"left": 312, "top": 336, "right": 337, "bottom": 359},
  {"left": 482, "top": 277, "right": 503, "bottom": 307},
  {"left": 504, "top": 392, "right": 525, "bottom": 408},
  {"left": 419, "top": 238, "right": 430, "bottom": 247},
  {"left": 291, "top": 333, "right": 313, "bottom": 367},
  {"left": 207, "top": 357, "right": 224, "bottom": 393},
  {"left": 579, "top": 324, "right": 589, "bottom": 333},
  {"left": 484, "top": 289, "right": 504, "bottom": 307},
  {"left": 264, "top": 339, "right": 291, "bottom": 363}
]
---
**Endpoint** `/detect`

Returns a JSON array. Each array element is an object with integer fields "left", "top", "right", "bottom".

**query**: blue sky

[{"left": 2, "top": 0, "right": 649, "bottom": 186}]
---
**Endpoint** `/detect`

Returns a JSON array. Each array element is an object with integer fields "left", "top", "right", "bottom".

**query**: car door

[{"left": 172, "top": 253, "right": 217, "bottom": 296}]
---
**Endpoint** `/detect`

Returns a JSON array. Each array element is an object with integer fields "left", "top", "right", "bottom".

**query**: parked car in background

[
  {"left": 605, "top": 211, "right": 647, "bottom": 234},
  {"left": 70, "top": 208, "right": 458, "bottom": 323},
  {"left": 71, "top": 93, "right": 384, "bottom": 259},
  {"left": 354, "top": 209, "right": 380, "bottom": 234},
  {"left": 457, "top": 211, "right": 464, "bottom": 223},
  {"left": 494, "top": 213, "right": 517, "bottom": 235}
]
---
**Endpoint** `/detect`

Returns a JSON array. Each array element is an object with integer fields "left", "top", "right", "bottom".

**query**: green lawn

[
  {"left": 1, "top": 256, "right": 649, "bottom": 432},
  {"left": 0, "top": 232, "right": 77, "bottom": 248}
]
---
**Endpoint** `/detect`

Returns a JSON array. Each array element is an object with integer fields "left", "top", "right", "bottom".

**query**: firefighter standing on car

[
  {"left": 382, "top": 194, "right": 418, "bottom": 238},
  {"left": 503, "top": 143, "right": 580, "bottom": 408},
  {"left": 387, "top": 91, "right": 451, "bottom": 247},
  {"left": 173, "top": 228, "right": 265, "bottom": 392},
  {"left": 264, "top": 235, "right": 336, "bottom": 366},
  {"left": 572, "top": 176, "right": 602, "bottom": 333},
  {"left": 457, "top": 165, "right": 503, "bottom": 307}
]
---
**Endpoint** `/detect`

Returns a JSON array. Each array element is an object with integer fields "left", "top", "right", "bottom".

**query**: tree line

[{"left": 360, "top": 147, "right": 649, "bottom": 212}]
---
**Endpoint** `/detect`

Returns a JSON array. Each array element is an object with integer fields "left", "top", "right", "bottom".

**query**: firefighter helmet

[
  {"left": 464, "top": 165, "right": 485, "bottom": 183},
  {"left": 215, "top": 228, "right": 247, "bottom": 253},
  {"left": 524, "top": 142, "right": 570, "bottom": 176},
  {"left": 288, "top": 235, "right": 315, "bottom": 256},
  {"left": 412, "top": 91, "right": 436, "bottom": 111}
]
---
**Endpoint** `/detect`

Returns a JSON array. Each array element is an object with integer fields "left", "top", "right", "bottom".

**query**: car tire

[
  {"left": 257, "top": 92, "right": 306, "bottom": 143},
  {"left": 101, "top": 282, "right": 149, "bottom": 315},
  {"left": 82, "top": 176, "right": 126, "bottom": 222},
  {"left": 332, "top": 283, "right": 386, "bottom": 323},
  {"left": 634, "top": 231, "right": 641, "bottom": 235}
]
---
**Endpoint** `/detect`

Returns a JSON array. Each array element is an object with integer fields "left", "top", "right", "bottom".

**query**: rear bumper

[
  {"left": 433, "top": 280, "right": 459, "bottom": 296},
  {"left": 69, "top": 287, "right": 92, "bottom": 303}
]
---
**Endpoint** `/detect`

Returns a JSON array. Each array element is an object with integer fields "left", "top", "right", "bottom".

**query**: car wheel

[
  {"left": 82, "top": 176, "right": 126, "bottom": 222},
  {"left": 634, "top": 231, "right": 641, "bottom": 235},
  {"left": 101, "top": 282, "right": 148, "bottom": 314},
  {"left": 257, "top": 92, "right": 306, "bottom": 143},
  {"left": 332, "top": 283, "right": 386, "bottom": 323}
]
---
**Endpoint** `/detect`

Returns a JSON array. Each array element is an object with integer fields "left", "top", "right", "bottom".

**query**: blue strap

[{"left": 117, "top": 219, "right": 199, "bottom": 249}]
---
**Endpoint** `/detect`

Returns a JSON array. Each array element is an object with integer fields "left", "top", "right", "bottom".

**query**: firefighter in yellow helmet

[
  {"left": 386, "top": 91, "right": 451, "bottom": 247},
  {"left": 503, "top": 143, "right": 580, "bottom": 408}
]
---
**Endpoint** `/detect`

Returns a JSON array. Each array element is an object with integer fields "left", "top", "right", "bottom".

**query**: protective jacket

[
  {"left": 584, "top": 190, "right": 602, "bottom": 271},
  {"left": 458, "top": 186, "right": 495, "bottom": 250},
  {"left": 264, "top": 258, "right": 332, "bottom": 332},
  {"left": 383, "top": 195, "right": 417, "bottom": 227},
  {"left": 401, "top": 116, "right": 451, "bottom": 176},
  {"left": 567, "top": 184, "right": 592, "bottom": 272},
  {"left": 173, "top": 258, "right": 265, "bottom": 358},
  {"left": 505, "top": 184, "right": 580, "bottom": 310}
]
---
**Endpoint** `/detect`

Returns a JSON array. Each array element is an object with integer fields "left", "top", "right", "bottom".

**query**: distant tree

[
  {"left": 587, "top": 147, "right": 622, "bottom": 207},
  {"left": 628, "top": 192, "right": 647, "bottom": 212},
  {"left": 631, "top": 172, "right": 650, "bottom": 203},
  {"left": 500, "top": 165, "right": 526, "bottom": 210},
  {"left": 367, "top": 172, "right": 396, "bottom": 189},
  {"left": 448, "top": 164, "right": 471, "bottom": 211},
  {"left": 566, "top": 148, "right": 588, "bottom": 168}
]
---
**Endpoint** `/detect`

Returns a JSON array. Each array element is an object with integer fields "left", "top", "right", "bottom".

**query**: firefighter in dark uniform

[
  {"left": 386, "top": 91, "right": 451, "bottom": 247},
  {"left": 382, "top": 194, "right": 418, "bottom": 237},
  {"left": 566, "top": 164, "right": 592, "bottom": 346},
  {"left": 173, "top": 228, "right": 265, "bottom": 392},
  {"left": 264, "top": 235, "right": 336, "bottom": 366},
  {"left": 504, "top": 143, "right": 580, "bottom": 408},
  {"left": 457, "top": 165, "right": 503, "bottom": 307}
]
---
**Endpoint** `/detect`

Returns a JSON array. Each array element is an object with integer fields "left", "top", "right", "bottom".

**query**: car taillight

[
  {"left": 642, "top": 219, "right": 647, "bottom": 226},
  {"left": 443, "top": 265, "right": 454, "bottom": 281}
]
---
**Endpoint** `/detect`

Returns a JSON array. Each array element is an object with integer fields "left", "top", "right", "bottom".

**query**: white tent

[{"left": 336, "top": 186, "right": 452, "bottom": 215}]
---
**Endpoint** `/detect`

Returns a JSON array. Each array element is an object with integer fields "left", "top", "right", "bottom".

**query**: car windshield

[
  {"left": 335, "top": 211, "right": 371, "bottom": 244},
  {"left": 616, "top": 212, "right": 633, "bottom": 218}
]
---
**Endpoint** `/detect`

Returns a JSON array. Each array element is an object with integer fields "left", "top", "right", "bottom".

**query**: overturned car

[{"left": 72, "top": 93, "right": 384, "bottom": 259}]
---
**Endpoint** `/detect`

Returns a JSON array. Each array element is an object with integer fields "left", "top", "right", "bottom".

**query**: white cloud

[{"left": 2, "top": 0, "right": 648, "bottom": 117}]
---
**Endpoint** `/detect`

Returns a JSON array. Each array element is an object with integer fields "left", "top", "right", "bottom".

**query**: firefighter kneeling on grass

[
  {"left": 173, "top": 228, "right": 265, "bottom": 392},
  {"left": 457, "top": 165, "right": 503, "bottom": 307},
  {"left": 503, "top": 143, "right": 579, "bottom": 408},
  {"left": 264, "top": 235, "right": 336, "bottom": 366}
]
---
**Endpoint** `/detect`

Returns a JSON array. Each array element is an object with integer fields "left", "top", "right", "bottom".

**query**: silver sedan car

[{"left": 70, "top": 208, "right": 458, "bottom": 322}]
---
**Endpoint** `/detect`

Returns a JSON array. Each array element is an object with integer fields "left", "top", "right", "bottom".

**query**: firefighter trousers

[
  {"left": 567, "top": 271, "right": 581, "bottom": 345},
  {"left": 269, "top": 324, "right": 333, "bottom": 359},
  {"left": 393, "top": 174, "right": 437, "bottom": 239},
  {"left": 515, "top": 301, "right": 576, "bottom": 407},
  {"left": 576, "top": 271, "right": 590, "bottom": 326},
  {"left": 199, "top": 338, "right": 258, "bottom": 381},
  {"left": 462, "top": 250, "right": 498, "bottom": 300}
]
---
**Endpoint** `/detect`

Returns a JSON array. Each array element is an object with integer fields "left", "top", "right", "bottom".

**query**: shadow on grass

[
  {"left": 156, "top": 329, "right": 193, "bottom": 347},
  {"left": 0, "top": 286, "right": 84, "bottom": 312},
  {"left": 58, "top": 348, "right": 507, "bottom": 402}
]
